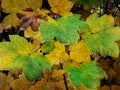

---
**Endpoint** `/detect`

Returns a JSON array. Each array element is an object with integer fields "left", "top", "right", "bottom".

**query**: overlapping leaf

[
  {"left": 1, "top": 0, "right": 42, "bottom": 13},
  {"left": 48, "top": 0, "right": 73, "bottom": 16},
  {"left": 45, "top": 41, "right": 69, "bottom": 65},
  {"left": 70, "top": 40, "right": 91, "bottom": 63},
  {"left": 39, "top": 14, "right": 89, "bottom": 45},
  {"left": 65, "top": 61, "right": 106, "bottom": 89},
  {"left": 0, "top": 35, "right": 50, "bottom": 81},
  {"left": 85, "top": 13, "right": 120, "bottom": 57}
]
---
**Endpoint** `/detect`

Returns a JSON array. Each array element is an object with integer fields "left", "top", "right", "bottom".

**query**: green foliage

[
  {"left": 41, "top": 40, "right": 55, "bottom": 53},
  {"left": 80, "top": 0, "right": 102, "bottom": 7},
  {"left": 85, "top": 13, "right": 120, "bottom": 57},
  {"left": 65, "top": 61, "right": 106, "bottom": 89},
  {"left": 0, "top": 35, "right": 51, "bottom": 81},
  {"left": 39, "top": 14, "right": 89, "bottom": 45}
]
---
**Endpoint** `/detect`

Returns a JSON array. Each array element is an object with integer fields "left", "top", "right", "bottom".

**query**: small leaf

[
  {"left": 65, "top": 61, "right": 106, "bottom": 89},
  {"left": 42, "top": 40, "right": 55, "bottom": 53}
]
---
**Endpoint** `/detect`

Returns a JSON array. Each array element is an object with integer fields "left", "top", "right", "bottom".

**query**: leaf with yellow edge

[
  {"left": 70, "top": 40, "right": 91, "bottom": 63},
  {"left": 46, "top": 41, "right": 69, "bottom": 65},
  {"left": 0, "top": 35, "right": 51, "bottom": 81},
  {"left": 86, "top": 13, "right": 114, "bottom": 33},
  {"left": 85, "top": 13, "right": 120, "bottom": 57},
  {"left": 48, "top": 0, "right": 73, "bottom": 16}
]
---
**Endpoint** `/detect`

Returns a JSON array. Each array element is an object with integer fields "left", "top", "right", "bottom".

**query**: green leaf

[
  {"left": 70, "top": 0, "right": 78, "bottom": 3},
  {"left": 86, "top": 13, "right": 114, "bottom": 33},
  {"left": 39, "top": 14, "right": 89, "bottom": 45},
  {"left": 22, "top": 54, "right": 50, "bottom": 82},
  {"left": 85, "top": 14, "right": 120, "bottom": 57},
  {"left": 0, "top": 35, "right": 51, "bottom": 81},
  {"left": 80, "top": 0, "right": 102, "bottom": 7},
  {"left": 42, "top": 40, "right": 55, "bottom": 53},
  {"left": 65, "top": 61, "right": 106, "bottom": 89}
]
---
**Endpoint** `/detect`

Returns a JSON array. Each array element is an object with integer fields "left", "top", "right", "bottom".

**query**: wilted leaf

[
  {"left": 70, "top": 40, "right": 91, "bottom": 63},
  {"left": 65, "top": 61, "right": 106, "bottom": 89},
  {"left": 39, "top": 14, "right": 89, "bottom": 45},
  {"left": 48, "top": 0, "right": 73, "bottom": 16},
  {"left": 0, "top": 35, "right": 51, "bottom": 81}
]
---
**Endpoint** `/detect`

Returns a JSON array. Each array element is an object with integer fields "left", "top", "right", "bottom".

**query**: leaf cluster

[{"left": 0, "top": 0, "right": 120, "bottom": 90}]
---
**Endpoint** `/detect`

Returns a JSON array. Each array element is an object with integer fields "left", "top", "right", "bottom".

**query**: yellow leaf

[
  {"left": 24, "top": 27, "right": 39, "bottom": 38},
  {"left": 46, "top": 41, "right": 69, "bottom": 65},
  {"left": 48, "top": 0, "right": 73, "bottom": 16},
  {"left": 70, "top": 40, "right": 91, "bottom": 63},
  {"left": 1, "top": 0, "right": 42, "bottom": 13},
  {"left": 2, "top": 13, "right": 21, "bottom": 28}
]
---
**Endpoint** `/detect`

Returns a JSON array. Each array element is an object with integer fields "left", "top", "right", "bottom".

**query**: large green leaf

[
  {"left": 39, "top": 14, "right": 89, "bottom": 45},
  {"left": 65, "top": 61, "right": 106, "bottom": 89},
  {"left": 85, "top": 14, "right": 120, "bottom": 57},
  {"left": 0, "top": 35, "right": 51, "bottom": 81}
]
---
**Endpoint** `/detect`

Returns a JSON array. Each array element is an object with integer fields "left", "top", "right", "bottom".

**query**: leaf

[
  {"left": 1, "top": 0, "right": 42, "bottom": 13},
  {"left": 65, "top": 61, "right": 106, "bottom": 89},
  {"left": 45, "top": 41, "right": 69, "bottom": 65},
  {"left": 85, "top": 14, "right": 120, "bottom": 57},
  {"left": 48, "top": 0, "right": 73, "bottom": 16},
  {"left": 39, "top": 14, "right": 89, "bottom": 45},
  {"left": 22, "top": 54, "right": 50, "bottom": 82},
  {"left": 70, "top": 40, "right": 91, "bottom": 63},
  {"left": 86, "top": 13, "right": 114, "bottom": 33},
  {"left": 41, "top": 40, "right": 55, "bottom": 53},
  {"left": 0, "top": 35, "right": 51, "bottom": 81},
  {"left": 24, "top": 27, "right": 39, "bottom": 38},
  {"left": 80, "top": 0, "right": 102, "bottom": 7}
]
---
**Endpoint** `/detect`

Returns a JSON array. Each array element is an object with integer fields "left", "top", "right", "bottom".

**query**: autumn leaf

[
  {"left": 1, "top": 0, "right": 42, "bottom": 13},
  {"left": 48, "top": 0, "right": 73, "bottom": 16},
  {"left": 70, "top": 40, "right": 91, "bottom": 63},
  {"left": 65, "top": 61, "right": 106, "bottom": 89},
  {"left": 46, "top": 41, "right": 69, "bottom": 65},
  {"left": 39, "top": 14, "right": 89, "bottom": 45},
  {"left": 0, "top": 35, "right": 51, "bottom": 81},
  {"left": 85, "top": 13, "right": 120, "bottom": 57}
]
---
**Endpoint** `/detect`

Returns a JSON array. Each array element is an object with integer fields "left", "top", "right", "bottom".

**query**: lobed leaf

[
  {"left": 65, "top": 61, "right": 106, "bottom": 89},
  {"left": 39, "top": 14, "right": 89, "bottom": 45},
  {"left": 85, "top": 13, "right": 120, "bottom": 57},
  {"left": 0, "top": 35, "right": 51, "bottom": 81}
]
